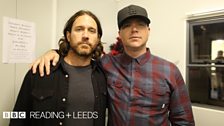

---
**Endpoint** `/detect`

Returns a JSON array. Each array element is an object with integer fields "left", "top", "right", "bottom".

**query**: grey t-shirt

[{"left": 62, "top": 60, "right": 94, "bottom": 126}]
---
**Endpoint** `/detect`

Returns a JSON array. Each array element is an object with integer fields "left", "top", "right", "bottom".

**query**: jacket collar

[{"left": 51, "top": 57, "right": 97, "bottom": 73}]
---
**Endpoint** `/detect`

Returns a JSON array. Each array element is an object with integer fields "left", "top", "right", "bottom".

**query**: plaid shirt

[{"left": 101, "top": 49, "right": 194, "bottom": 126}]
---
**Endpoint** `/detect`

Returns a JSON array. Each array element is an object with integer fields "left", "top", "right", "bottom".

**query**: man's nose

[
  {"left": 131, "top": 24, "right": 138, "bottom": 32},
  {"left": 82, "top": 30, "right": 89, "bottom": 41}
]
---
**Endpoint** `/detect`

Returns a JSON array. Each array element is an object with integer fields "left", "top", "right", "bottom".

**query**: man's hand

[{"left": 30, "top": 50, "right": 59, "bottom": 77}]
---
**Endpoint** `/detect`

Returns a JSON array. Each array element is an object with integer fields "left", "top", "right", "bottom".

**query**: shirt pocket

[
  {"left": 137, "top": 82, "right": 170, "bottom": 111},
  {"left": 107, "top": 77, "right": 124, "bottom": 100},
  {"left": 31, "top": 89, "right": 54, "bottom": 101},
  {"left": 31, "top": 89, "right": 55, "bottom": 110}
]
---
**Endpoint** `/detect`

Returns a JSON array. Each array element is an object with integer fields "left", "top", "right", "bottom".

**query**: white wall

[
  {"left": 0, "top": 1, "right": 16, "bottom": 125},
  {"left": 0, "top": 0, "right": 55, "bottom": 125},
  {"left": 1, "top": 0, "right": 224, "bottom": 125},
  {"left": 117, "top": 0, "right": 224, "bottom": 126}
]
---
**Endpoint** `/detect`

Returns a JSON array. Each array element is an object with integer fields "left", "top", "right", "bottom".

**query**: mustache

[{"left": 77, "top": 41, "right": 92, "bottom": 47}]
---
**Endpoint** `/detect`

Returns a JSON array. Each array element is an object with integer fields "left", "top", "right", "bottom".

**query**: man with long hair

[{"left": 10, "top": 10, "right": 107, "bottom": 126}]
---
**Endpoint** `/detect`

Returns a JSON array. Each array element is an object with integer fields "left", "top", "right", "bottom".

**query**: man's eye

[
  {"left": 75, "top": 28, "right": 83, "bottom": 32},
  {"left": 139, "top": 22, "right": 147, "bottom": 26},
  {"left": 89, "top": 28, "right": 96, "bottom": 33},
  {"left": 121, "top": 23, "right": 131, "bottom": 28}
]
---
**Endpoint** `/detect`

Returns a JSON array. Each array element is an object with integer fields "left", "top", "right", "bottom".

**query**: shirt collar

[{"left": 119, "top": 48, "right": 151, "bottom": 65}]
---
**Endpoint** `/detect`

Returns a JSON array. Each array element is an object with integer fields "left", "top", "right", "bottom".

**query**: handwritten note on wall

[{"left": 2, "top": 17, "right": 36, "bottom": 63}]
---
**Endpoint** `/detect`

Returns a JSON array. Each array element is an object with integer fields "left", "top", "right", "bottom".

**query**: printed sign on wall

[{"left": 2, "top": 17, "right": 36, "bottom": 63}]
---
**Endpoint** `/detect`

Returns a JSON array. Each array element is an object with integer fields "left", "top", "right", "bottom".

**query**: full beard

[{"left": 70, "top": 43, "right": 94, "bottom": 58}]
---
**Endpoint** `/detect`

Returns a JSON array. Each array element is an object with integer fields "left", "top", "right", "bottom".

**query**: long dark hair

[{"left": 58, "top": 10, "right": 103, "bottom": 59}]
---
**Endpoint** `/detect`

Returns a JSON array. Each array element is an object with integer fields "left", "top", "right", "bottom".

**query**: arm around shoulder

[{"left": 31, "top": 49, "right": 60, "bottom": 76}]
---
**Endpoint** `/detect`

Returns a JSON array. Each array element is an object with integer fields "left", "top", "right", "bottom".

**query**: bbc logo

[{"left": 3, "top": 112, "right": 26, "bottom": 119}]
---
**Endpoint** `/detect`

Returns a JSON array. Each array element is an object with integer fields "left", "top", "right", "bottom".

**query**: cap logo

[
  {"left": 128, "top": 7, "right": 137, "bottom": 15},
  {"left": 117, "top": 5, "right": 151, "bottom": 29}
]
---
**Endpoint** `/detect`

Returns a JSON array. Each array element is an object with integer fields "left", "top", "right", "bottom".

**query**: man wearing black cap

[
  {"left": 31, "top": 4, "right": 195, "bottom": 126},
  {"left": 103, "top": 4, "right": 194, "bottom": 126}
]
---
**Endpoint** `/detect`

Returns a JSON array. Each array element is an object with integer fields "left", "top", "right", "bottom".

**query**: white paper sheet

[{"left": 2, "top": 17, "right": 36, "bottom": 63}]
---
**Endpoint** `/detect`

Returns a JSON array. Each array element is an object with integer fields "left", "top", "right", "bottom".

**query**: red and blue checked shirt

[{"left": 101, "top": 49, "right": 195, "bottom": 126}]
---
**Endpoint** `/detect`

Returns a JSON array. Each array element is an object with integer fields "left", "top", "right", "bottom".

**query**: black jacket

[{"left": 9, "top": 58, "right": 107, "bottom": 126}]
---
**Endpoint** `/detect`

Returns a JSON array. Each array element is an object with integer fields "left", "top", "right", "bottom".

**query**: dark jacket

[{"left": 9, "top": 58, "right": 107, "bottom": 126}]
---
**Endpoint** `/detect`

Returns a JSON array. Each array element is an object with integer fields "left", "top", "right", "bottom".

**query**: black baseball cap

[{"left": 117, "top": 5, "right": 151, "bottom": 29}]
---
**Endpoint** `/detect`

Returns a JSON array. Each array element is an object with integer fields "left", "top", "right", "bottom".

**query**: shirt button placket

[{"left": 59, "top": 74, "right": 68, "bottom": 126}]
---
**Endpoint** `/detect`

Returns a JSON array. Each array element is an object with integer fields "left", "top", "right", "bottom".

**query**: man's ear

[
  {"left": 118, "top": 31, "right": 121, "bottom": 38},
  {"left": 148, "top": 27, "right": 150, "bottom": 31},
  {"left": 66, "top": 31, "right": 71, "bottom": 42}
]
